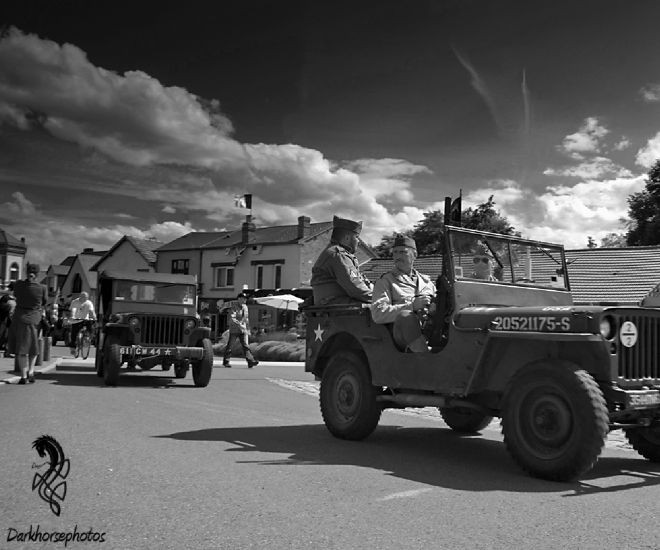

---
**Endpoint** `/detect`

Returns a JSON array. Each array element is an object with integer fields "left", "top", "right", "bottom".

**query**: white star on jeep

[{"left": 314, "top": 323, "right": 324, "bottom": 342}]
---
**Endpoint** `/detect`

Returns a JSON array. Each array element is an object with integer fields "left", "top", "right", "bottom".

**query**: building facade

[{"left": 0, "top": 229, "right": 27, "bottom": 289}]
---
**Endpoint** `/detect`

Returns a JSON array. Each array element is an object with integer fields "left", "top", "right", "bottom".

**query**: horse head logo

[{"left": 31, "top": 435, "right": 70, "bottom": 516}]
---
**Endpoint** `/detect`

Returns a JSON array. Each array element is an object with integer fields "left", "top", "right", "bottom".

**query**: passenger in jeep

[
  {"left": 370, "top": 235, "right": 436, "bottom": 353},
  {"left": 310, "top": 216, "right": 373, "bottom": 306},
  {"left": 470, "top": 249, "right": 498, "bottom": 281}
]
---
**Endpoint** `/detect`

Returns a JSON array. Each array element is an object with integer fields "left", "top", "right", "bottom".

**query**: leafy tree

[
  {"left": 626, "top": 159, "right": 660, "bottom": 245},
  {"left": 376, "top": 196, "right": 515, "bottom": 257},
  {"left": 600, "top": 232, "right": 627, "bottom": 247},
  {"left": 587, "top": 236, "right": 597, "bottom": 249}
]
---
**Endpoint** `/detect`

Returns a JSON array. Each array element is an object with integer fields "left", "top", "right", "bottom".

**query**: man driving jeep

[{"left": 370, "top": 234, "right": 436, "bottom": 353}]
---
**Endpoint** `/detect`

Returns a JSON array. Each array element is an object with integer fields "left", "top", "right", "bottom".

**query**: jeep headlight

[
  {"left": 129, "top": 317, "right": 140, "bottom": 328},
  {"left": 185, "top": 319, "right": 196, "bottom": 330},
  {"left": 599, "top": 315, "right": 616, "bottom": 339}
]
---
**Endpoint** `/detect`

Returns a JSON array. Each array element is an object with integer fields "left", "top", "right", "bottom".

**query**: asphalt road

[{"left": 2, "top": 354, "right": 660, "bottom": 550}]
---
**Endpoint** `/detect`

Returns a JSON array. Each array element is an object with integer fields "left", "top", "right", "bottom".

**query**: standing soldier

[
  {"left": 311, "top": 216, "right": 373, "bottom": 305},
  {"left": 223, "top": 292, "right": 259, "bottom": 369}
]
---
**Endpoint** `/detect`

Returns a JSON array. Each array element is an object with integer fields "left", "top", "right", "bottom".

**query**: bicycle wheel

[
  {"left": 74, "top": 329, "right": 81, "bottom": 358},
  {"left": 81, "top": 329, "right": 91, "bottom": 360}
]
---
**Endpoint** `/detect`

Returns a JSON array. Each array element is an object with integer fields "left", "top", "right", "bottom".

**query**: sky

[{"left": 2, "top": 0, "right": 660, "bottom": 266}]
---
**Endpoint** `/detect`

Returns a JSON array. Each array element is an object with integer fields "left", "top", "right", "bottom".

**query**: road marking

[
  {"left": 378, "top": 488, "right": 433, "bottom": 501},
  {"left": 268, "top": 378, "right": 636, "bottom": 452}
]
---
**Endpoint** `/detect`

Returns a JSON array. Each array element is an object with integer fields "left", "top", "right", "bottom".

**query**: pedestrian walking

[
  {"left": 223, "top": 292, "right": 259, "bottom": 368},
  {"left": 8, "top": 263, "right": 47, "bottom": 384},
  {"left": 0, "top": 282, "right": 16, "bottom": 356}
]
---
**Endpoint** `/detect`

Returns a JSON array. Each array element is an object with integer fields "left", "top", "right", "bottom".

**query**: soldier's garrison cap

[
  {"left": 392, "top": 234, "right": 417, "bottom": 250},
  {"left": 333, "top": 215, "right": 362, "bottom": 234}
]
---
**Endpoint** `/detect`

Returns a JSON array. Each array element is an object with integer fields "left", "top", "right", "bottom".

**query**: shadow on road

[
  {"left": 37, "top": 370, "right": 199, "bottom": 389},
  {"left": 157, "top": 423, "right": 660, "bottom": 494}
]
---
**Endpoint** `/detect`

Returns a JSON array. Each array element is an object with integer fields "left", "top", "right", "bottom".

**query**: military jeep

[
  {"left": 305, "top": 226, "right": 660, "bottom": 481},
  {"left": 94, "top": 271, "right": 213, "bottom": 387}
]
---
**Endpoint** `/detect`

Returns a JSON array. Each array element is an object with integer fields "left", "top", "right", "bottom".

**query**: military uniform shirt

[
  {"left": 371, "top": 267, "right": 436, "bottom": 324},
  {"left": 311, "top": 243, "right": 373, "bottom": 305}
]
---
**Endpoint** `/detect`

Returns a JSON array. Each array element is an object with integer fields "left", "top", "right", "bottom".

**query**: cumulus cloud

[
  {"left": 640, "top": 83, "right": 660, "bottom": 102},
  {"left": 558, "top": 117, "right": 609, "bottom": 158},
  {"left": 636, "top": 131, "right": 660, "bottom": 168},
  {"left": 0, "top": 28, "right": 434, "bottom": 253},
  {"left": 543, "top": 156, "right": 632, "bottom": 179},
  {"left": 464, "top": 175, "right": 645, "bottom": 248},
  {"left": 0, "top": 192, "right": 195, "bottom": 266}
]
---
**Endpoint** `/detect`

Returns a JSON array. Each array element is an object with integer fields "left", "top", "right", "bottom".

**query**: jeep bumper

[{"left": 119, "top": 345, "right": 204, "bottom": 360}]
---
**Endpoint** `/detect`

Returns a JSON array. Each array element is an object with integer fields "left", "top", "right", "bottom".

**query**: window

[
  {"left": 274, "top": 264, "right": 282, "bottom": 288},
  {"left": 215, "top": 266, "right": 234, "bottom": 288},
  {"left": 172, "top": 259, "right": 189, "bottom": 274},
  {"left": 9, "top": 263, "right": 19, "bottom": 281},
  {"left": 255, "top": 265, "right": 263, "bottom": 289}
]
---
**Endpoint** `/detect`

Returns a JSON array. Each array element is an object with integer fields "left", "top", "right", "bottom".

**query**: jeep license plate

[
  {"left": 120, "top": 346, "right": 174, "bottom": 356},
  {"left": 627, "top": 391, "right": 660, "bottom": 409}
]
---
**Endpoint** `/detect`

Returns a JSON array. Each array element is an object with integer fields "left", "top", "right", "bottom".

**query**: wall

[
  {"left": 96, "top": 240, "right": 153, "bottom": 272},
  {"left": 60, "top": 258, "right": 94, "bottom": 302},
  {"left": 155, "top": 249, "right": 202, "bottom": 279}
]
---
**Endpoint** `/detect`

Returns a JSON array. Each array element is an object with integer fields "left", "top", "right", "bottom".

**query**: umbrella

[{"left": 254, "top": 294, "right": 304, "bottom": 311}]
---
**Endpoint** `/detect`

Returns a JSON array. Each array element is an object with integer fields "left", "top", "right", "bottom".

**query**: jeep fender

[
  {"left": 312, "top": 331, "right": 369, "bottom": 380},
  {"left": 190, "top": 326, "right": 211, "bottom": 344},
  {"left": 102, "top": 323, "right": 131, "bottom": 343},
  {"left": 471, "top": 331, "right": 612, "bottom": 395}
]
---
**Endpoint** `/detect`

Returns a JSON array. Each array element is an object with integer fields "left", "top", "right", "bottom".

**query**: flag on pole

[{"left": 233, "top": 193, "right": 252, "bottom": 209}]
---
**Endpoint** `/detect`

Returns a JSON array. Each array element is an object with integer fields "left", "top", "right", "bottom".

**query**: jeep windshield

[
  {"left": 448, "top": 228, "right": 569, "bottom": 291},
  {"left": 113, "top": 281, "right": 196, "bottom": 305}
]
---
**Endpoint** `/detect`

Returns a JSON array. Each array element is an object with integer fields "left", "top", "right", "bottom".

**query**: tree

[
  {"left": 626, "top": 159, "right": 660, "bottom": 245},
  {"left": 375, "top": 196, "right": 516, "bottom": 257},
  {"left": 587, "top": 236, "right": 597, "bottom": 249},
  {"left": 600, "top": 232, "right": 627, "bottom": 248}
]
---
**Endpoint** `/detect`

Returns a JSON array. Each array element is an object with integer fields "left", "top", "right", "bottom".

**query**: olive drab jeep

[
  {"left": 94, "top": 271, "right": 213, "bottom": 387},
  {"left": 305, "top": 226, "right": 660, "bottom": 481}
]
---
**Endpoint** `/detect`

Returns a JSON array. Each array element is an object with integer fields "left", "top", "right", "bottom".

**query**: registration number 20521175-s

[{"left": 492, "top": 315, "right": 571, "bottom": 332}]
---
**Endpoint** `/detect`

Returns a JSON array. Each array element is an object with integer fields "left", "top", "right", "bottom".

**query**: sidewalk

[{"left": 0, "top": 342, "right": 70, "bottom": 384}]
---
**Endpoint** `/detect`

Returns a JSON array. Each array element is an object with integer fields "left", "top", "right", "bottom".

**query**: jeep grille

[
  {"left": 614, "top": 312, "right": 660, "bottom": 384},
  {"left": 136, "top": 315, "right": 185, "bottom": 346}
]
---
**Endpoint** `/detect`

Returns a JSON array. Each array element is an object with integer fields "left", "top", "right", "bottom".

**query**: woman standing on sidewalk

[{"left": 8, "top": 263, "right": 47, "bottom": 384}]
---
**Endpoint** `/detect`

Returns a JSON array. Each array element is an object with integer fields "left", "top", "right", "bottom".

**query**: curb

[{"left": 0, "top": 357, "right": 63, "bottom": 385}]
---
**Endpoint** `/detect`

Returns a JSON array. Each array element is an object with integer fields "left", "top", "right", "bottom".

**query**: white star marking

[{"left": 314, "top": 323, "right": 324, "bottom": 342}]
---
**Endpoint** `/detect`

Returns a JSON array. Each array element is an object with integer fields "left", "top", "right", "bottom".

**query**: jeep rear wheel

[
  {"left": 103, "top": 337, "right": 122, "bottom": 386},
  {"left": 502, "top": 363, "right": 608, "bottom": 481},
  {"left": 440, "top": 407, "right": 493, "bottom": 434},
  {"left": 192, "top": 338, "right": 213, "bottom": 387},
  {"left": 174, "top": 361, "right": 187, "bottom": 378},
  {"left": 320, "top": 351, "right": 381, "bottom": 440},
  {"left": 624, "top": 425, "right": 660, "bottom": 462}
]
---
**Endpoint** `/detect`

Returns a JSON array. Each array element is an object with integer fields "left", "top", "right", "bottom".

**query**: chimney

[
  {"left": 83, "top": 247, "right": 94, "bottom": 253},
  {"left": 297, "top": 216, "right": 311, "bottom": 239},
  {"left": 242, "top": 215, "right": 256, "bottom": 244}
]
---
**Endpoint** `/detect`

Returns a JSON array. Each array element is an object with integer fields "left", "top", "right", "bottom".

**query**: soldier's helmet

[{"left": 332, "top": 216, "right": 362, "bottom": 235}]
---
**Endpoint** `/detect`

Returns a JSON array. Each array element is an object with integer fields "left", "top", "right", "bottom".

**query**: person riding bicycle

[{"left": 68, "top": 291, "right": 96, "bottom": 355}]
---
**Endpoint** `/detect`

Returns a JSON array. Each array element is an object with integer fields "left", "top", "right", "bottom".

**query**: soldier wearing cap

[
  {"left": 471, "top": 244, "right": 498, "bottom": 281},
  {"left": 311, "top": 216, "right": 373, "bottom": 305},
  {"left": 370, "top": 234, "right": 436, "bottom": 353}
]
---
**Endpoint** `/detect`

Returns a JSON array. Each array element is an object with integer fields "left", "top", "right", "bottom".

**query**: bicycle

[{"left": 74, "top": 320, "right": 94, "bottom": 360}]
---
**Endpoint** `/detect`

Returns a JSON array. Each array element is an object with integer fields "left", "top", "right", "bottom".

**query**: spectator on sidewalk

[
  {"left": 8, "top": 264, "right": 47, "bottom": 384},
  {"left": 0, "top": 283, "right": 16, "bottom": 357},
  {"left": 223, "top": 292, "right": 259, "bottom": 368}
]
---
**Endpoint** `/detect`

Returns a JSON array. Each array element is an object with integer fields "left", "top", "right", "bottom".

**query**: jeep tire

[
  {"left": 624, "top": 425, "right": 660, "bottom": 462},
  {"left": 192, "top": 338, "right": 213, "bottom": 387},
  {"left": 103, "top": 336, "right": 122, "bottom": 386},
  {"left": 440, "top": 407, "right": 493, "bottom": 434},
  {"left": 95, "top": 335, "right": 104, "bottom": 378},
  {"left": 320, "top": 351, "right": 381, "bottom": 440},
  {"left": 174, "top": 361, "right": 187, "bottom": 378},
  {"left": 501, "top": 362, "right": 608, "bottom": 481}
]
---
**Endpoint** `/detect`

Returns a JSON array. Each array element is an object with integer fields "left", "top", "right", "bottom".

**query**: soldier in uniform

[
  {"left": 370, "top": 234, "right": 436, "bottom": 352},
  {"left": 311, "top": 216, "right": 373, "bottom": 306}
]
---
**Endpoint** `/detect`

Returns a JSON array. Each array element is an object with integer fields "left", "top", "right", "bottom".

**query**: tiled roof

[
  {"left": 158, "top": 222, "right": 333, "bottom": 251},
  {"left": 362, "top": 246, "right": 660, "bottom": 305},
  {"left": 566, "top": 246, "right": 660, "bottom": 305},
  {"left": 49, "top": 264, "right": 70, "bottom": 276},
  {"left": 0, "top": 229, "right": 26, "bottom": 250}
]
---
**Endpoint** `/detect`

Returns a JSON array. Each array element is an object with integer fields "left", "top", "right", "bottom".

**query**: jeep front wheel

[
  {"left": 320, "top": 351, "right": 381, "bottom": 440},
  {"left": 103, "top": 337, "right": 122, "bottom": 386},
  {"left": 624, "top": 424, "right": 660, "bottom": 462},
  {"left": 440, "top": 407, "right": 493, "bottom": 434},
  {"left": 192, "top": 338, "right": 213, "bottom": 387},
  {"left": 502, "top": 363, "right": 608, "bottom": 481}
]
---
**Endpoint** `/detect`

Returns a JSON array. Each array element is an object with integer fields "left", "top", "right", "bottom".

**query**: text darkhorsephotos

[{"left": 6, "top": 525, "right": 107, "bottom": 546}]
